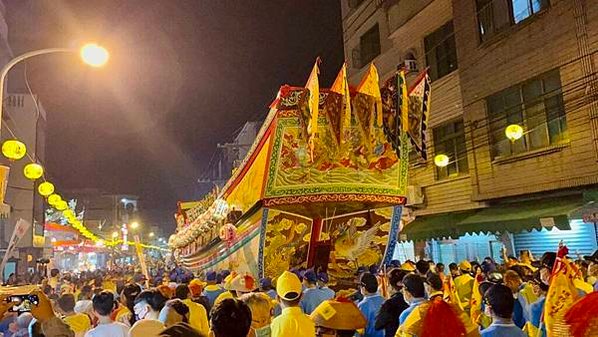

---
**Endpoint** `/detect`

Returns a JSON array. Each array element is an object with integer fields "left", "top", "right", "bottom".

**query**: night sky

[{"left": 6, "top": 1, "right": 344, "bottom": 228}]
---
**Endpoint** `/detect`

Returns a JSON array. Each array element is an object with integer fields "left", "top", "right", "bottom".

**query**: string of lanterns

[{"left": 2, "top": 139, "right": 166, "bottom": 251}]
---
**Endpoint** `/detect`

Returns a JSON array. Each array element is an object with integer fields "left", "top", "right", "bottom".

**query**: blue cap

[
  {"left": 206, "top": 271, "right": 217, "bottom": 282},
  {"left": 302, "top": 268, "right": 317, "bottom": 283},
  {"left": 259, "top": 277, "right": 273, "bottom": 289},
  {"left": 317, "top": 272, "right": 329, "bottom": 283},
  {"left": 220, "top": 270, "right": 231, "bottom": 280}
]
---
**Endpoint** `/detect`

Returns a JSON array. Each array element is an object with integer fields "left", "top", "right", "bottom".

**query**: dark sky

[{"left": 5, "top": 1, "right": 344, "bottom": 228}]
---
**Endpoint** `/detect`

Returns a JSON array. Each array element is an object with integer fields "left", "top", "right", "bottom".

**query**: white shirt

[{"left": 84, "top": 322, "right": 129, "bottom": 337}]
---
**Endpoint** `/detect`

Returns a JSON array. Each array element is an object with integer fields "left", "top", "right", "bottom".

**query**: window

[
  {"left": 512, "top": 0, "right": 549, "bottom": 23},
  {"left": 424, "top": 21, "right": 458, "bottom": 81},
  {"left": 433, "top": 120, "right": 469, "bottom": 180},
  {"left": 476, "top": 0, "right": 550, "bottom": 41},
  {"left": 358, "top": 24, "right": 381, "bottom": 68},
  {"left": 487, "top": 69, "right": 567, "bottom": 159}
]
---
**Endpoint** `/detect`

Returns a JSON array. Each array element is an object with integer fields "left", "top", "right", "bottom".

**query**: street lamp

[
  {"left": 130, "top": 222, "right": 140, "bottom": 230},
  {"left": 80, "top": 43, "right": 109, "bottom": 67},
  {"left": 0, "top": 43, "right": 109, "bottom": 134},
  {"left": 434, "top": 154, "right": 450, "bottom": 168}
]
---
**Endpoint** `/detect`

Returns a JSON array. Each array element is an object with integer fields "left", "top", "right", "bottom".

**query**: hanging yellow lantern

[
  {"left": 23, "top": 163, "right": 44, "bottom": 180},
  {"left": 38, "top": 182, "right": 55, "bottom": 197},
  {"left": 48, "top": 194, "right": 62, "bottom": 206},
  {"left": 505, "top": 124, "right": 524, "bottom": 142},
  {"left": 56, "top": 200, "right": 68, "bottom": 211},
  {"left": 63, "top": 209, "right": 75, "bottom": 219},
  {"left": 2, "top": 140, "right": 26, "bottom": 160},
  {"left": 434, "top": 154, "right": 450, "bottom": 168}
]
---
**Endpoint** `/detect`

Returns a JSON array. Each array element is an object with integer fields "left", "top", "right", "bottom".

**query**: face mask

[{"left": 254, "top": 326, "right": 271, "bottom": 337}]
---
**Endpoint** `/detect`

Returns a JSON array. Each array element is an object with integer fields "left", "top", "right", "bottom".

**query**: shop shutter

[{"left": 513, "top": 220, "right": 598, "bottom": 257}]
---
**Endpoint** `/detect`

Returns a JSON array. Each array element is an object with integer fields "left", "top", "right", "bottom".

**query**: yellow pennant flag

[
  {"left": 544, "top": 250, "right": 580, "bottom": 337},
  {"left": 444, "top": 274, "right": 463, "bottom": 311},
  {"left": 305, "top": 59, "right": 320, "bottom": 156},
  {"left": 398, "top": 69, "right": 409, "bottom": 132},
  {"left": 356, "top": 63, "right": 383, "bottom": 131},
  {"left": 330, "top": 63, "right": 352, "bottom": 148}
]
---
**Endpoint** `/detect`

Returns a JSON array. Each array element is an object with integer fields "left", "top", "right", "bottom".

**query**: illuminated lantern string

[
  {"left": 48, "top": 194, "right": 62, "bottom": 206},
  {"left": 2, "top": 140, "right": 26, "bottom": 160},
  {"left": 24, "top": 163, "right": 44, "bottom": 180},
  {"left": 38, "top": 182, "right": 55, "bottom": 197},
  {"left": 56, "top": 200, "right": 68, "bottom": 211}
]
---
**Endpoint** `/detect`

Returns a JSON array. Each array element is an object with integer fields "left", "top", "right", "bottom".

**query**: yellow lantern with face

[
  {"left": 24, "top": 163, "right": 44, "bottom": 180},
  {"left": 38, "top": 182, "right": 55, "bottom": 197},
  {"left": 2, "top": 140, "right": 26, "bottom": 160},
  {"left": 48, "top": 194, "right": 62, "bottom": 206}
]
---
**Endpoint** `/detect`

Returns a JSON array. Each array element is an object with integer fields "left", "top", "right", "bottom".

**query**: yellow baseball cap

[
  {"left": 276, "top": 271, "right": 302, "bottom": 301},
  {"left": 311, "top": 299, "right": 367, "bottom": 331},
  {"left": 459, "top": 260, "right": 472, "bottom": 271}
]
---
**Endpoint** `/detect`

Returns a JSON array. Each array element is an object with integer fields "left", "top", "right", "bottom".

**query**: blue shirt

[
  {"left": 357, "top": 293, "right": 385, "bottom": 337},
  {"left": 529, "top": 296, "right": 547, "bottom": 337},
  {"left": 265, "top": 289, "right": 282, "bottom": 317},
  {"left": 203, "top": 285, "right": 225, "bottom": 307},
  {"left": 300, "top": 287, "right": 335, "bottom": 315},
  {"left": 481, "top": 321, "right": 526, "bottom": 337},
  {"left": 398, "top": 298, "right": 426, "bottom": 325},
  {"left": 512, "top": 295, "right": 526, "bottom": 328}
]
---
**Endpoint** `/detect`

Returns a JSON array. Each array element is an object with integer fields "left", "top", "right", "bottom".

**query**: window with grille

[
  {"left": 476, "top": 0, "right": 550, "bottom": 42},
  {"left": 424, "top": 21, "right": 458, "bottom": 81},
  {"left": 433, "top": 119, "right": 469, "bottom": 180},
  {"left": 359, "top": 23, "right": 381, "bottom": 68},
  {"left": 486, "top": 69, "right": 567, "bottom": 159}
]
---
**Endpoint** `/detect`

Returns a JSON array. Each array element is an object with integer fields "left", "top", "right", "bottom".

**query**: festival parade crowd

[{"left": 0, "top": 247, "right": 597, "bottom": 337}]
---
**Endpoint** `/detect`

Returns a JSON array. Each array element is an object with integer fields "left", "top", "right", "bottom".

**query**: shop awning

[
  {"left": 401, "top": 210, "right": 478, "bottom": 242},
  {"left": 401, "top": 196, "right": 586, "bottom": 241}
]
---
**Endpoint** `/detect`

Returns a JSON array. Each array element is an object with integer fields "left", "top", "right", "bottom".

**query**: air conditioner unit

[
  {"left": 404, "top": 59, "right": 418, "bottom": 73},
  {"left": 406, "top": 185, "right": 424, "bottom": 206}
]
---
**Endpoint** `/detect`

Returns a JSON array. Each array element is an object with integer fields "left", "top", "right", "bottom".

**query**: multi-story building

[
  {"left": 197, "top": 121, "right": 261, "bottom": 197},
  {"left": 341, "top": 0, "right": 598, "bottom": 264}
]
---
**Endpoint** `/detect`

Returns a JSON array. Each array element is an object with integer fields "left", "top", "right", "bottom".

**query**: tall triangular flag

[
  {"left": 330, "top": 63, "right": 352, "bottom": 148},
  {"left": 543, "top": 246, "right": 580, "bottom": 337},
  {"left": 356, "top": 63, "right": 383, "bottom": 129},
  {"left": 305, "top": 59, "right": 320, "bottom": 159},
  {"left": 398, "top": 69, "right": 409, "bottom": 132}
]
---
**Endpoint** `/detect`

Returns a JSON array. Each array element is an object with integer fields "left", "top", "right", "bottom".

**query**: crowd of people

[{"left": 0, "top": 248, "right": 596, "bottom": 337}]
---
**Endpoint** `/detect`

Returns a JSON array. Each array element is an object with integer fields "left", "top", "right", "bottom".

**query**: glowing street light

[
  {"left": 0, "top": 43, "right": 110, "bottom": 136},
  {"left": 80, "top": 43, "right": 109, "bottom": 67},
  {"left": 434, "top": 154, "right": 450, "bottom": 168},
  {"left": 130, "top": 222, "right": 140, "bottom": 230},
  {"left": 149, "top": 232, "right": 155, "bottom": 238},
  {"left": 111, "top": 231, "right": 119, "bottom": 239},
  {"left": 505, "top": 124, "right": 524, "bottom": 142}
]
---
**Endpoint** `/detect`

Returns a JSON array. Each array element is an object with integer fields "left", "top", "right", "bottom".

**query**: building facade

[{"left": 341, "top": 0, "right": 598, "bottom": 263}]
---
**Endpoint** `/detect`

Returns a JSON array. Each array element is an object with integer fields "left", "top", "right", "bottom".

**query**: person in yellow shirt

[
  {"left": 174, "top": 284, "right": 210, "bottom": 336},
  {"left": 271, "top": 271, "right": 315, "bottom": 337},
  {"left": 454, "top": 260, "right": 474, "bottom": 313},
  {"left": 56, "top": 293, "right": 92, "bottom": 337}
]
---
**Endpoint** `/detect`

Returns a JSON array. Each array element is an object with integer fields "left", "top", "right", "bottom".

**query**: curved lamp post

[{"left": 0, "top": 43, "right": 109, "bottom": 133}]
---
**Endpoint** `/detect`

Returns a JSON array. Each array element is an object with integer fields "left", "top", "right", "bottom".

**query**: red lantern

[{"left": 219, "top": 223, "right": 237, "bottom": 245}]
